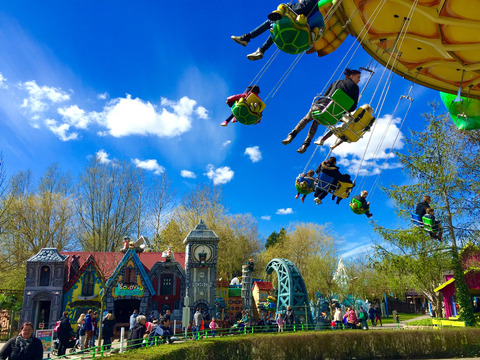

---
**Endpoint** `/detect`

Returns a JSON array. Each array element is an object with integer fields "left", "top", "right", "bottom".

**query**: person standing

[
  {"left": 130, "top": 315, "right": 146, "bottom": 349},
  {"left": 102, "top": 311, "right": 116, "bottom": 351},
  {"left": 209, "top": 317, "right": 218, "bottom": 338},
  {"left": 284, "top": 306, "right": 296, "bottom": 331},
  {"left": 368, "top": 304, "right": 376, "bottom": 327},
  {"left": 276, "top": 313, "right": 284, "bottom": 332},
  {"left": 84, "top": 309, "right": 93, "bottom": 349},
  {"left": 91, "top": 311, "right": 98, "bottom": 348},
  {"left": 57, "top": 311, "right": 72, "bottom": 356},
  {"left": 358, "top": 307, "right": 369, "bottom": 330},
  {"left": 333, "top": 307, "right": 343, "bottom": 329},
  {"left": 129, "top": 309, "right": 139, "bottom": 334},
  {"left": 193, "top": 308, "right": 203, "bottom": 340},
  {"left": 375, "top": 304, "right": 383, "bottom": 326},
  {"left": 0, "top": 322, "right": 43, "bottom": 360},
  {"left": 77, "top": 313, "right": 86, "bottom": 351}
]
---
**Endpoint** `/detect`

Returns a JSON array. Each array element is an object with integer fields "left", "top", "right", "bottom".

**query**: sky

[{"left": 0, "top": 1, "right": 446, "bottom": 258}]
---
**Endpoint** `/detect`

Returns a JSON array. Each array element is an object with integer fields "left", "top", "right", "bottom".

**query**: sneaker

[
  {"left": 221, "top": 121, "right": 228, "bottom": 127},
  {"left": 247, "top": 48, "right": 264, "bottom": 61},
  {"left": 297, "top": 144, "right": 308, "bottom": 153},
  {"left": 282, "top": 134, "right": 294, "bottom": 145},
  {"left": 367, "top": 213, "right": 373, "bottom": 218},
  {"left": 301, "top": 196, "right": 305, "bottom": 203},
  {"left": 314, "top": 198, "right": 322, "bottom": 205},
  {"left": 314, "top": 138, "right": 325, "bottom": 146},
  {"left": 295, "top": 194, "right": 299, "bottom": 199},
  {"left": 268, "top": 11, "right": 283, "bottom": 21},
  {"left": 231, "top": 35, "right": 248, "bottom": 47}
]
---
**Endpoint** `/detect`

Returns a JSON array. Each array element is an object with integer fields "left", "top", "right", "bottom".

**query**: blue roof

[
  {"left": 28, "top": 248, "right": 68, "bottom": 263},
  {"left": 105, "top": 249, "right": 155, "bottom": 295}
]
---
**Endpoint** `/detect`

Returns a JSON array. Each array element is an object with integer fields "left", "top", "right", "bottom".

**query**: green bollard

[{"left": 100, "top": 344, "right": 104, "bottom": 357}]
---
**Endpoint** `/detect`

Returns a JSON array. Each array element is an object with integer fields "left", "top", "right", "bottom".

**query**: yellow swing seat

[
  {"left": 333, "top": 181, "right": 354, "bottom": 199},
  {"left": 332, "top": 107, "right": 376, "bottom": 143}
]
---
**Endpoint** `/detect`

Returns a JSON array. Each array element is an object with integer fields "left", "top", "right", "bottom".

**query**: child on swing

[
  {"left": 295, "top": 170, "right": 316, "bottom": 202},
  {"left": 222, "top": 85, "right": 261, "bottom": 126}
]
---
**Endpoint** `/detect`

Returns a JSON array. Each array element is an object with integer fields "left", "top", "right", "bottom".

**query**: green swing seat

[
  {"left": 350, "top": 197, "right": 368, "bottom": 215},
  {"left": 312, "top": 88, "right": 355, "bottom": 126}
]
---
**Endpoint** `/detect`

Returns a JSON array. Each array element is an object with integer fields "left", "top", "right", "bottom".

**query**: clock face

[{"left": 193, "top": 244, "right": 212, "bottom": 262}]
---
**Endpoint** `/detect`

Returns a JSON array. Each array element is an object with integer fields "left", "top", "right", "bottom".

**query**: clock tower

[{"left": 183, "top": 220, "right": 219, "bottom": 320}]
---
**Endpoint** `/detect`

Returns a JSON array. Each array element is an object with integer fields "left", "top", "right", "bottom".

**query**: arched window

[
  {"left": 39, "top": 266, "right": 50, "bottom": 286},
  {"left": 82, "top": 270, "right": 95, "bottom": 296}
]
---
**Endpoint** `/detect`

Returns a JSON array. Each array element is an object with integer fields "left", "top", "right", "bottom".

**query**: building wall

[{"left": 62, "top": 263, "right": 103, "bottom": 330}]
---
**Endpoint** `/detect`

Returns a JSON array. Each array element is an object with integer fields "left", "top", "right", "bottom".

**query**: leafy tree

[
  {"left": 0, "top": 165, "right": 74, "bottom": 289},
  {"left": 261, "top": 223, "right": 339, "bottom": 300},
  {"left": 374, "top": 103, "right": 478, "bottom": 324},
  {"left": 265, "top": 228, "right": 286, "bottom": 249}
]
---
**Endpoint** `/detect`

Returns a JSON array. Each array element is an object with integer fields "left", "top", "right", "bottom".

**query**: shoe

[
  {"left": 331, "top": 195, "right": 336, "bottom": 200},
  {"left": 314, "top": 138, "right": 325, "bottom": 146},
  {"left": 268, "top": 11, "right": 283, "bottom": 21},
  {"left": 231, "top": 35, "right": 248, "bottom": 47},
  {"left": 221, "top": 121, "right": 228, "bottom": 127},
  {"left": 247, "top": 48, "right": 264, "bottom": 61},
  {"left": 282, "top": 134, "right": 295, "bottom": 145},
  {"left": 301, "top": 196, "right": 305, "bottom": 203},
  {"left": 314, "top": 198, "right": 322, "bottom": 205},
  {"left": 367, "top": 213, "right": 373, "bottom": 218},
  {"left": 295, "top": 194, "right": 299, "bottom": 199},
  {"left": 297, "top": 144, "right": 308, "bottom": 153}
]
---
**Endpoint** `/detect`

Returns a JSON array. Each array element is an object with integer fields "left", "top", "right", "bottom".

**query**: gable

[{"left": 105, "top": 249, "right": 155, "bottom": 296}]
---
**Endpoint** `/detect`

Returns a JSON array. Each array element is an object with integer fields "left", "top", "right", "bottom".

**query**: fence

[{"left": 51, "top": 321, "right": 343, "bottom": 359}]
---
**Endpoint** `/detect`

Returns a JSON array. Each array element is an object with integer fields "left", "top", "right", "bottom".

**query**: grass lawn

[{"left": 381, "top": 312, "right": 425, "bottom": 324}]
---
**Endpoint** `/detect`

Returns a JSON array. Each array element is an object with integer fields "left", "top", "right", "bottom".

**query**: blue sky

[{"left": 0, "top": 1, "right": 444, "bottom": 257}]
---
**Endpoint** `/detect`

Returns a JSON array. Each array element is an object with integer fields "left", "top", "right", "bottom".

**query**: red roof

[
  {"left": 253, "top": 281, "right": 273, "bottom": 291},
  {"left": 61, "top": 251, "right": 186, "bottom": 279}
]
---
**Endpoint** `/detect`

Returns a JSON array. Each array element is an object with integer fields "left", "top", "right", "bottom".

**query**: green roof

[{"left": 228, "top": 288, "right": 242, "bottom": 297}]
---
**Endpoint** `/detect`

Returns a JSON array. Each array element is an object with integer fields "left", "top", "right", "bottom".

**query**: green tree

[
  {"left": 265, "top": 228, "right": 286, "bottom": 249},
  {"left": 374, "top": 103, "right": 478, "bottom": 324}
]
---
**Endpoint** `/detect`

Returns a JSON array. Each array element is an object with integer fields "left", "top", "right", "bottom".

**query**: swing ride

[{"left": 230, "top": 0, "right": 480, "bottom": 225}]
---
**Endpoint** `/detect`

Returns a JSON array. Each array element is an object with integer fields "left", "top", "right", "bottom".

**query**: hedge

[{"left": 107, "top": 328, "right": 480, "bottom": 360}]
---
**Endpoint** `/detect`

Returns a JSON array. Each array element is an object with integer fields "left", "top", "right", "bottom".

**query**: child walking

[
  {"left": 276, "top": 313, "right": 284, "bottom": 332},
  {"left": 209, "top": 317, "right": 218, "bottom": 338}
]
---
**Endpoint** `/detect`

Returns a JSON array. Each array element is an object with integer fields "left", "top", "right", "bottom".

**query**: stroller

[{"left": 52, "top": 332, "right": 78, "bottom": 355}]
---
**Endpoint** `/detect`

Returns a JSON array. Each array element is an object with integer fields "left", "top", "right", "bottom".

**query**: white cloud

[
  {"left": 181, "top": 170, "right": 197, "bottom": 179},
  {"left": 261, "top": 215, "right": 271, "bottom": 221},
  {"left": 244, "top": 146, "right": 262, "bottom": 163},
  {"left": 222, "top": 140, "right": 232, "bottom": 147},
  {"left": 276, "top": 208, "right": 294, "bottom": 215},
  {"left": 204, "top": 164, "right": 234, "bottom": 185},
  {"left": 20, "top": 80, "right": 70, "bottom": 113},
  {"left": 44, "top": 119, "right": 78, "bottom": 141},
  {"left": 58, "top": 105, "right": 94, "bottom": 129},
  {"left": 320, "top": 114, "right": 405, "bottom": 176},
  {"left": 99, "top": 95, "right": 202, "bottom": 138},
  {"left": 341, "top": 243, "right": 373, "bottom": 258},
  {"left": 96, "top": 149, "right": 111, "bottom": 164},
  {"left": 132, "top": 158, "right": 165, "bottom": 175},
  {"left": 97, "top": 92, "right": 108, "bottom": 100},
  {"left": 0, "top": 73, "right": 7, "bottom": 89},
  {"left": 195, "top": 106, "right": 208, "bottom": 119}
]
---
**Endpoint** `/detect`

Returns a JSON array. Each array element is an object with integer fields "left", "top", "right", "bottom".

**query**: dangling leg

[
  {"left": 221, "top": 114, "right": 234, "bottom": 127},
  {"left": 295, "top": 193, "right": 300, "bottom": 199},
  {"left": 283, "top": 108, "right": 314, "bottom": 145},
  {"left": 301, "top": 195, "right": 306, "bottom": 203},
  {"left": 298, "top": 116, "right": 318, "bottom": 153},
  {"left": 330, "top": 139, "right": 344, "bottom": 150},
  {"left": 246, "top": 21, "right": 274, "bottom": 61}
]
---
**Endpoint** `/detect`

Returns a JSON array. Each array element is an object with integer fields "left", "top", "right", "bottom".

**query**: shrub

[{"left": 108, "top": 329, "right": 480, "bottom": 360}]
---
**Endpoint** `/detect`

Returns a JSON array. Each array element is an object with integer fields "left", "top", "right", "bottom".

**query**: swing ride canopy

[{"left": 312, "top": 0, "right": 480, "bottom": 99}]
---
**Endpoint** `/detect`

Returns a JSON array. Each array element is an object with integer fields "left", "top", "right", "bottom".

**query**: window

[
  {"left": 39, "top": 266, "right": 50, "bottom": 286},
  {"left": 160, "top": 275, "right": 173, "bottom": 295},
  {"left": 124, "top": 267, "right": 136, "bottom": 284},
  {"left": 82, "top": 270, "right": 95, "bottom": 296}
]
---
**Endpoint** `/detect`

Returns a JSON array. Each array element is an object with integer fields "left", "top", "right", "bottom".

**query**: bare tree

[
  {"left": 148, "top": 172, "right": 175, "bottom": 249},
  {"left": 76, "top": 156, "right": 143, "bottom": 252}
]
